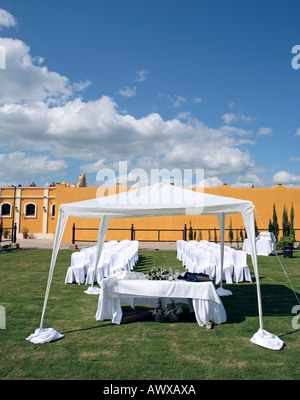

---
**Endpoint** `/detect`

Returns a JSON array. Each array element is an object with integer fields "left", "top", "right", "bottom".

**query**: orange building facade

[{"left": 1, "top": 182, "right": 299, "bottom": 243}]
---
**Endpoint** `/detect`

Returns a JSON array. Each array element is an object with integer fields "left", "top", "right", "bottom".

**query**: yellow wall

[
  {"left": 18, "top": 188, "right": 44, "bottom": 235},
  {"left": 0, "top": 186, "right": 56, "bottom": 239},
  {"left": 1, "top": 183, "right": 299, "bottom": 242},
  {"left": 47, "top": 188, "right": 57, "bottom": 235},
  {"left": 0, "top": 188, "right": 15, "bottom": 231},
  {"left": 56, "top": 183, "right": 300, "bottom": 243}
]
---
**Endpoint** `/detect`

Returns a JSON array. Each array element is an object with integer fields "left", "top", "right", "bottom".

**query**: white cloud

[
  {"left": 80, "top": 159, "right": 107, "bottom": 173},
  {"left": 172, "top": 95, "right": 186, "bottom": 108},
  {"left": 0, "top": 92, "right": 256, "bottom": 183},
  {"left": 136, "top": 69, "right": 149, "bottom": 82},
  {"left": 257, "top": 127, "right": 272, "bottom": 136},
  {"left": 193, "top": 97, "right": 203, "bottom": 103},
  {"left": 222, "top": 113, "right": 236, "bottom": 124},
  {"left": 200, "top": 177, "right": 223, "bottom": 187},
  {"left": 295, "top": 127, "right": 300, "bottom": 136},
  {"left": 31, "top": 94, "right": 253, "bottom": 178},
  {"left": 175, "top": 111, "right": 192, "bottom": 121},
  {"left": 0, "top": 151, "right": 67, "bottom": 185},
  {"left": 222, "top": 112, "right": 252, "bottom": 125},
  {"left": 0, "top": 9, "right": 17, "bottom": 29},
  {"left": 118, "top": 85, "right": 136, "bottom": 97},
  {"left": 0, "top": 25, "right": 258, "bottom": 186},
  {"left": 272, "top": 171, "right": 300, "bottom": 187},
  {"left": 159, "top": 93, "right": 187, "bottom": 108},
  {"left": 0, "top": 37, "right": 89, "bottom": 104},
  {"left": 231, "top": 174, "right": 264, "bottom": 188}
]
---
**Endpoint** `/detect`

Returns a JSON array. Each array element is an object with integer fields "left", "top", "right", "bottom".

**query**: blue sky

[{"left": 0, "top": 0, "right": 300, "bottom": 188}]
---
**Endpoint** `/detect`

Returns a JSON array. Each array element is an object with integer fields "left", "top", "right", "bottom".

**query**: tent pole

[
  {"left": 217, "top": 213, "right": 225, "bottom": 288},
  {"left": 91, "top": 216, "right": 110, "bottom": 287},
  {"left": 242, "top": 207, "right": 264, "bottom": 330},
  {"left": 39, "top": 211, "right": 68, "bottom": 330}
]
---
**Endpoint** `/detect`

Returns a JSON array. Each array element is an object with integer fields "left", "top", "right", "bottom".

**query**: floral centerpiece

[{"left": 145, "top": 267, "right": 169, "bottom": 280}]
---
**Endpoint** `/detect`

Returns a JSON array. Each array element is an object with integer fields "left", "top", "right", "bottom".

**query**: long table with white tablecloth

[{"left": 95, "top": 271, "right": 227, "bottom": 326}]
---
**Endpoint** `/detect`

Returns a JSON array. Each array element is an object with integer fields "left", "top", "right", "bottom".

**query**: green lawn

[{"left": 0, "top": 247, "right": 299, "bottom": 380}]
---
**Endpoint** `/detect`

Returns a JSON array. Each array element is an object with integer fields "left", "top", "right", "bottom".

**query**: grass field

[{"left": 0, "top": 247, "right": 299, "bottom": 380}]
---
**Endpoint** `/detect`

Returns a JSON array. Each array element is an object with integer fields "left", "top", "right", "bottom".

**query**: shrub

[{"left": 276, "top": 235, "right": 295, "bottom": 250}]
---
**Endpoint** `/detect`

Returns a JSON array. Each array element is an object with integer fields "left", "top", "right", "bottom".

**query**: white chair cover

[
  {"left": 188, "top": 249, "right": 198, "bottom": 273},
  {"left": 204, "top": 246, "right": 217, "bottom": 278},
  {"left": 110, "top": 251, "right": 126, "bottom": 274},
  {"left": 65, "top": 252, "right": 86, "bottom": 284},
  {"left": 181, "top": 242, "right": 190, "bottom": 267},
  {"left": 194, "top": 250, "right": 212, "bottom": 278},
  {"left": 101, "top": 250, "right": 112, "bottom": 278},
  {"left": 233, "top": 250, "right": 252, "bottom": 283},
  {"left": 176, "top": 240, "right": 184, "bottom": 261},
  {"left": 85, "top": 251, "right": 105, "bottom": 285},
  {"left": 80, "top": 246, "right": 96, "bottom": 274},
  {"left": 131, "top": 241, "right": 139, "bottom": 264},
  {"left": 214, "top": 250, "right": 233, "bottom": 284},
  {"left": 108, "top": 240, "right": 118, "bottom": 245}
]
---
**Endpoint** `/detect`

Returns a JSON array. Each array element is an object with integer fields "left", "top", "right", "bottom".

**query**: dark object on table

[{"left": 177, "top": 272, "right": 212, "bottom": 282}]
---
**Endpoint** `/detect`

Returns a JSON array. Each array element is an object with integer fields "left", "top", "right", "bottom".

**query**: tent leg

[
  {"left": 242, "top": 209, "right": 264, "bottom": 331},
  {"left": 39, "top": 212, "right": 68, "bottom": 330},
  {"left": 217, "top": 213, "right": 232, "bottom": 297},
  {"left": 85, "top": 216, "right": 110, "bottom": 295},
  {"left": 26, "top": 211, "right": 68, "bottom": 344}
]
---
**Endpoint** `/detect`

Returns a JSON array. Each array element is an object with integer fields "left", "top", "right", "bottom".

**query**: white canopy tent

[{"left": 26, "top": 183, "right": 284, "bottom": 349}]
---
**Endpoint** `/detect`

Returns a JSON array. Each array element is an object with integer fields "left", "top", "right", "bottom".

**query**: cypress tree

[
  {"left": 214, "top": 227, "right": 218, "bottom": 243},
  {"left": 282, "top": 205, "right": 289, "bottom": 237},
  {"left": 239, "top": 227, "right": 244, "bottom": 242},
  {"left": 290, "top": 203, "right": 295, "bottom": 238},
  {"left": 254, "top": 216, "right": 259, "bottom": 237},
  {"left": 188, "top": 220, "right": 193, "bottom": 241},
  {"left": 228, "top": 218, "right": 234, "bottom": 245},
  {"left": 268, "top": 219, "right": 273, "bottom": 233},
  {"left": 272, "top": 204, "right": 279, "bottom": 240},
  {"left": 236, "top": 229, "right": 239, "bottom": 248}
]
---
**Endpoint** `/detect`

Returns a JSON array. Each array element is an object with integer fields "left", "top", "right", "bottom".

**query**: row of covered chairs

[
  {"left": 177, "top": 240, "right": 252, "bottom": 284},
  {"left": 65, "top": 240, "right": 139, "bottom": 285}
]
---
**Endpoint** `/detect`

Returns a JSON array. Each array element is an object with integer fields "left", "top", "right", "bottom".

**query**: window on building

[
  {"left": 51, "top": 204, "right": 55, "bottom": 218},
  {"left": 1, "top": 203, "right": 11, "bottom": 217},
  {"left": 24, "top": 203, "right": 36, "bottom": 217}
]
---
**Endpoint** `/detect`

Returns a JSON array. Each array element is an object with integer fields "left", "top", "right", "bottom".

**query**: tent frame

[{"left": 34, "top": 184, "right": 283, "bottom": 350}]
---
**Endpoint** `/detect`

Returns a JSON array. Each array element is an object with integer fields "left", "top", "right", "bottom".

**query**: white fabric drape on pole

[
  {"left": 91, "top": 215, "right": 110, "bottom": 287},
  {"left": 26, "top": 209, "right": 68, "bottom": 344},
  {"left": 241, "top": 206, "right": 284, "bottom": 349},
  {"left": 39, "top": 210, "right": 68, "bottom": 330},
  {"left": 218, "top": 213, "right": 225, "bottom": 289},
  {"left": 217, "top": 213, "right": 232, "bottom": 296},
  {"left": 85, "top": 216, "right": 111, "bottom": 294},
  {"left": 241, "top": 206, "right": 263, "bottom": 330}
]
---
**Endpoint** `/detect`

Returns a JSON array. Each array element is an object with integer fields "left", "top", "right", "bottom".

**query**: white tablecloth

[
  {"left": 256, "top": 239, "right": 272, "bottom": 256},
  {"left": 95, "top": 272, "right": 227, "bottom": 326},
  {"left": 243, "top": 238, "right": 276, "bottom": 256}
]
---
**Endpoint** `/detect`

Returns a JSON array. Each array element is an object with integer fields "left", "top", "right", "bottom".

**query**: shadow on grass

[
  {"left": 219, "top": 282, "right": 300, "bottom": 325},
  {"left": 61, "top": 323, "right": 115, "bottom": 335},
  {"left": 117, "top": 283, "right": 300, "bottom": 327},
  {"left": 133, "top": 254, "right": 154, "bottom": 272},
  {"left": 58, "top": 283, "right": 300, "bottom": 341}
]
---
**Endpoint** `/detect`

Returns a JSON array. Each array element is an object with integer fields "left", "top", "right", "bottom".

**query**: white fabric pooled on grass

[
  {"left": 26, "top": 328, "right": 64, "bottom": 344},
  {"left": 250, "top": 329, "right": 284, "bottom": 350}
]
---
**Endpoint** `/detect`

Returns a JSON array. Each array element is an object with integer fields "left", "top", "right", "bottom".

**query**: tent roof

[{"left": 60, "top": 183, "right": 254, "bottom": 219}]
